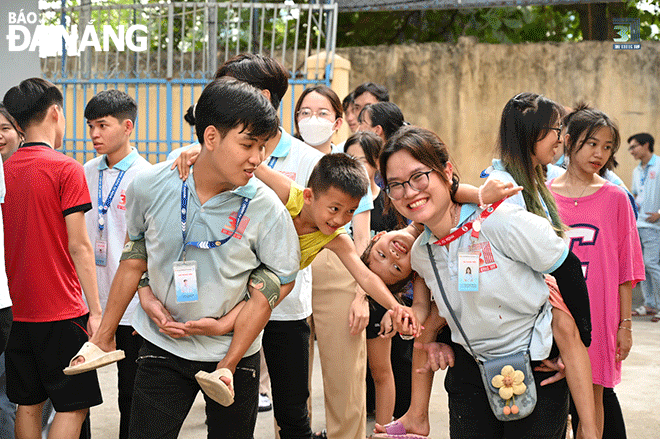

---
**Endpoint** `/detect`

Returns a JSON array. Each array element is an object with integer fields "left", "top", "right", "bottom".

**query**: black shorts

[
  {"left": 5, "top": 315, "right": 103, "bottom": 411},
  {"left": 366, "top": 302, "right": 388, "bottom": 340}
]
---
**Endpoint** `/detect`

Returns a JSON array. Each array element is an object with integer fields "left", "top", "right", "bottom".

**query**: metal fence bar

[{"left": 43, "top": 1, "right": 337, "bottom": 161}]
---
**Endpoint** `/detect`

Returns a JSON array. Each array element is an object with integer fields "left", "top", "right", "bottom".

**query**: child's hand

[
  {"left": 378, "top": 311, "right": 395, "bottom": 338},
  {"left": 389, "top": 305, "right": 422, "bottom": 338},
  {"left": 348, "top": 287, "right": 370, "bottom": 335},
  {"left": 414, "top": 341, "right": 455, "bottom": 372},
  {"left": 480, "top": 179, "right": 523, "bottom": 205},
  {"left": 170, "top": 144, "right": 202, "bottom": 180},
  {"left": 184, "top": 317, "right": 229, "bottom": 336}
]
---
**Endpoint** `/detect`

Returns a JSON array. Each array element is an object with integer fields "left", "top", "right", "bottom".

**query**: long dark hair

[
  {"left": 498, "top": 92, "right": 565, "bottom": 236},
  {"left": 563, "top": 103, "right": 620, "bottom": 177},
  {"left": 359, "top": 102, "right": 405, "bottom": 141}
]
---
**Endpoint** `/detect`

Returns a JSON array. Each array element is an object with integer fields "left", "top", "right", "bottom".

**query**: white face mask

[{"left": 298, "top": 116, "right": 336, "bottom": 147}]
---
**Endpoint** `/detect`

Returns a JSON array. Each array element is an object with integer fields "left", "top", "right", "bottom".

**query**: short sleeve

[
  {"left": 286, "top": 183, "right": 305, "bottom": 218},
  {"left": 354, "top": 185, "right": 374, "bottom": 216},
  {"left": 125, "top": 178, "right": 147, "bottom": 240},
  {"left": 256, "top": 205, "right": 300, "bottom": 284},
  {"left": 60, "top": 159, "right": 92, "bottom": 216},
  {"left": 616, "top": 190, "right": 645, "bottom": 286},
  {"left": 482, "top": 203, "right": 568, "bottom": 274}
]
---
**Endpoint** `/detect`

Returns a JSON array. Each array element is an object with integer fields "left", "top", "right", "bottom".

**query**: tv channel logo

[{"left": 613, "top": 18, "right": 641, "bottom": 50}]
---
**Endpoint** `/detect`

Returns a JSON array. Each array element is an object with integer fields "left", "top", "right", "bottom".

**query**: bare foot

[{"left": 374, "top": 413, "right": 430, "bottom": 437}]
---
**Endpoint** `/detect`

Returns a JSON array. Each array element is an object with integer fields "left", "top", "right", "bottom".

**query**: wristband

[
  {"left": 477, "top": 185, "right": 486, "bottom": 208},
  {"left": 399, "top": 333, "right": 415, "bottom": 340},
  {"left": 618, "top": 326, "right": 632, "bottom": 332},
  {"left": 620, "top": 318, "right": 632, "bottom": 324}
]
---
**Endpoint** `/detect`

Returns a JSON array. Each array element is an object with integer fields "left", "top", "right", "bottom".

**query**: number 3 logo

[
  {"left": 614, "top": 24, "right": 630, "bottom": 42},
  {"left": 565, "top": 224, "right": 599, "bottom": 280}
]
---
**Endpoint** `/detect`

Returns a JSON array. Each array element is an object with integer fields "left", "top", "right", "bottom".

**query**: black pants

[
  {"left": 569, "top": 387, "right": 627, "bottom": 439},
  {"left": 262, "top": 319, "right": 313, "bottom": 439},
  {"left": 445, "top": 344, "right": 569, "bottom": 439},
  {"left": 116, "top": 325, "right": 143, "bottom": 439},
  {"left": 129, "top": 341, "right": 260, "bottom": 439}
]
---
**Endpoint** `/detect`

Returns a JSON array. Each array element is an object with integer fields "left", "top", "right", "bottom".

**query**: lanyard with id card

[
  {"left": 96, "top": 169, "right": 126, "bottom": 266},
  {"left": 433, "top": 199, "right": 504, "bottom": 292},
  {"left": 176, "top": 181, "right": 250, "bottom": 303}
]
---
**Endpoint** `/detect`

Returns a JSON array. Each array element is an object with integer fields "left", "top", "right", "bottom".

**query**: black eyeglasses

[
  {"left": 385, "top": 170, "right": 434, "bottom": 200},
  {"left": 544, "top": 125, "right": 562, "bottom": 140}
]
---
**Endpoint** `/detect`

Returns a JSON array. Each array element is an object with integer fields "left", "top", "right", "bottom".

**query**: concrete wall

[{"left": 338, "top": 38, "right": 660, "bottom": 187}]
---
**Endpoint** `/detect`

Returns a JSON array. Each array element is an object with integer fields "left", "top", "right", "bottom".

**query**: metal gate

[{"left": 39, "top": 1, "right": 338, "bottom": 163}]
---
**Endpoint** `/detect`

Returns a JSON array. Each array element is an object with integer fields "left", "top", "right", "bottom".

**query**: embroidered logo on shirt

[
  {"left": 117, "top": 190, "right": 127, "bottom": 211},
  {"left": 221, "top": 212, "right": 250, "bottom": 240},
  {"left": 468, "top": 241, "right": 498, "bottom": 272},
  {"left": 280, "top": 171, "right": 296, "bottom": 180}
]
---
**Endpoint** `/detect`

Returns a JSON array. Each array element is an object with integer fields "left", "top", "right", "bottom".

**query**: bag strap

[
  {"left": 427, "top": 244, "right": 480, "bottom": 362},
  {"left": 426, "top": 243, "right": 541, "bottom": 362}
]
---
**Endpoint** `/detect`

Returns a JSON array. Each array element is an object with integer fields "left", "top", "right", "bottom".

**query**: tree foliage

[{"left": 336, "top": 1, "right": 660, "bottom": 46}]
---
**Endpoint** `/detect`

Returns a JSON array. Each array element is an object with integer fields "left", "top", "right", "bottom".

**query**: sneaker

[
  {"left": 632, "top": 305, "right": 656, "bottom": 316},
  {"left": 652, "top": 311, "right": 660, "bottom": 323},
  {"left": 258, "top": 393, "right": 272, "bottom": 412}
]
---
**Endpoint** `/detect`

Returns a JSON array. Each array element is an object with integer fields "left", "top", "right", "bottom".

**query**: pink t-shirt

[{"left": 550, "top": 180, "right": 644, "bottom": 387}]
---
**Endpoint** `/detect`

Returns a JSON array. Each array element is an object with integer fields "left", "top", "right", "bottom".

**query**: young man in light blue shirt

[
  {"left": 629, "top": 132, "right": 660, "bottom": 318},
  {"left": 74, "top": 78, "right": 299, "bottom": 438}
]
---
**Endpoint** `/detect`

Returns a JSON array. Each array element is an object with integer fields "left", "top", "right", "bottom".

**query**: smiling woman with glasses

[{"left": 385, "top": 170, "right": 434, "bottom": 200}]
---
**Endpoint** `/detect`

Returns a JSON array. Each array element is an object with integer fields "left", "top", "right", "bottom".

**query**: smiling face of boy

[{"left": 303, "top": 186, "right": 360, "bottom": 236}]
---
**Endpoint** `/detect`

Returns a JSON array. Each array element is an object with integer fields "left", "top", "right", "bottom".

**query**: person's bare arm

[
  {"left": 65, "top": 211, "right": 102, "bottom": 336},
  {"left": 254, "top": 164, "right": 293, "bottom": 205},
  {"left": 216, "top": 281, "right": 295, "bottom": 373},
  {"left": 351, "top": 210, "right": 371, "bottom": 256},
  {"left": 454, "top": 180, "right": 523, "bottom": 205},
  {"left": 171, "top": 144, "right": 202, "bottom": 180},
  {"left": 326, "top": 234, "right": 420, "bottom": 335},
  {"left": 616, "top": 281, "right": 633, "bottom": 362}
]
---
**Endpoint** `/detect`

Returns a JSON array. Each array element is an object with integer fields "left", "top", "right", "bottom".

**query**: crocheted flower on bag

[{"left": 491, "top": 365, "right": 527, "bottom": 415}]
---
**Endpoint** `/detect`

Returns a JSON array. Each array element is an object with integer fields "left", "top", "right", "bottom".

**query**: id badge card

[
  {"left": 457, "top": 251, "right": 480, "bottom": 292},
  {"left": 173, "top": 261, "right": 199, "bottom": 303},
  {"left": 95, "top": 240, "right": 107, "bottom": 266}
]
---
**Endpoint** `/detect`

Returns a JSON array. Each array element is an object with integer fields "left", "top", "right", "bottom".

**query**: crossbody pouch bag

[{"left": 427, "top": 244, "right": 538, "bottom": 421}]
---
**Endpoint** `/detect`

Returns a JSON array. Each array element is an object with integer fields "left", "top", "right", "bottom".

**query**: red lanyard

[{"left": 433, "top": 199, "right": 504, "bottom": 246}]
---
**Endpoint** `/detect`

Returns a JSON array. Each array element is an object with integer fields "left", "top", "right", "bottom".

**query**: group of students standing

[{"left": 0, "top": 51, "right": 647, "bottom": 439}]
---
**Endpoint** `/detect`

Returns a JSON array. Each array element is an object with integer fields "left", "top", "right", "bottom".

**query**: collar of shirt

[
  {"left": 417, "top": 203, "right": 478, "bottom": 246},
  {"left": 268, "top": 128, "right": 290, "bottom": 159},
  {"left": 639, "top": 154, "right": 658, "bottom": 170},
  {"left": 97, "top": 148, "right": 140, "bottom": 172},
  {"left": 186, "top": 166, "right": 258, "bottom": 201}
]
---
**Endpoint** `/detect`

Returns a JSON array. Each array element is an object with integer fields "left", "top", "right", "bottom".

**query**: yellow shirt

[{"left": 286, "top": 183, "right": 345, "bottom": 269}]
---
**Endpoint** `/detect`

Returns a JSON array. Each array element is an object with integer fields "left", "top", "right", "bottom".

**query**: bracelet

[
  {"left": 478, "top": 184, "right": 486, "bottom": 208},
  {"left": 618, "top": 326, "right": 632, "bottom": 332},
  {"left": 399, "top": 333, "right": 415, "bottom": 341},
  {"left": 620, "top": 318, "right": 632, "bottom": 324}
]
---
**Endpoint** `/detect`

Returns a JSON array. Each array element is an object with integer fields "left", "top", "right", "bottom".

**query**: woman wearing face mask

[{"left": 294, "top": 85, "right": 343, "bottom": 155}]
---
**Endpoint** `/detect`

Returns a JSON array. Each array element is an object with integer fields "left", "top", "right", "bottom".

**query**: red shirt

[{"left": 3, "top": 143, "right": 92, "bottom": 322}]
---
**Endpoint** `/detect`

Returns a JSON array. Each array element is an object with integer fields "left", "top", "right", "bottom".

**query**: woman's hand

[
  {"left": 415, "top": 341, "right": 455, "bottom": 372},
  {"left": 348, "top": 288, "right": 370, "bottom": 335},
  {"left": 378, "top": 311, "right": 395, "bottom": 338},
  {"left": 616, "top": 325, "right": 632, "bottom": 362},
  {"left": 479, "top": 179, "right": 523, "bottom": 205}
]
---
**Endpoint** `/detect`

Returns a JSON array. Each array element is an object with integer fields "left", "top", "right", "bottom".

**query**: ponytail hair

[{"left": 563, "top": 102, "right": 620, "bottom": 176}]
